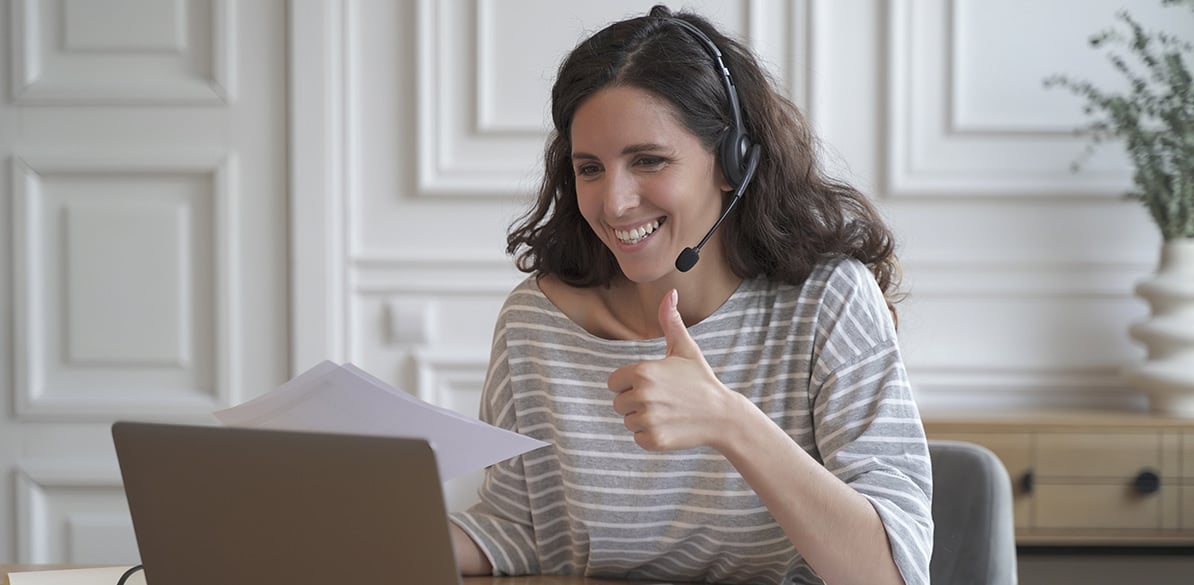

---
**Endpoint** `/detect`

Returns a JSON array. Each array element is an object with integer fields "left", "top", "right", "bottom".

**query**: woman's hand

[{"left": 607, "top": 289, "right": 745, "bottom": 451}]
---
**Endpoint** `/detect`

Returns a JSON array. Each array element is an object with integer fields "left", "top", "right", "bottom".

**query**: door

[{"left": 0, "top": 0, "right": 288, "bottom": 563}]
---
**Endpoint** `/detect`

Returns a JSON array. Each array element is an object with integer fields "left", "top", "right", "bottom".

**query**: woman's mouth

[{"left": 614, "top": 217, "right": 664, "bottom": 245}]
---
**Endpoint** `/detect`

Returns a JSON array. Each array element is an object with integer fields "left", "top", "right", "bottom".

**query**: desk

[
  {"left": 0, "top": 565, "right": 641, "bottom": 585},
  {"left": 465, "top": 578, "right": 649, "bottom": 584}
]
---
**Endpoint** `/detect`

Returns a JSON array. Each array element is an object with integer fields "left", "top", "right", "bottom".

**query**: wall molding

[
  {"left": 15, "top": 463, "right": 127, "bottom": 563},
  {"left": 746, "top": 0, "right": 812, "bottom": 112},
  {"left": 946, "top": 0, "right": 1070, "bottom": 136},
  {"left": 353, "top": 253, "right": 523, "bottom": 295},
  {"left": 474, "top": 0, "right": 545, "bottom": 136},
  {"left": 884, "top": 0, "right": 1131, "bottom": 199},
  {"left": 349, "top": 254, "right": 1153, "bottom": 299},
  {"left": 913, "top": 367, "right": 1149, "bottom": 413},
  {"left": 409, "top": 349, "right": 489, "bottom": 409},
  {"left": 903, "top": 260, "right": 1152, "bottom": 299},
  {"left": 289, "top": 0, "right": 349, "bottom": 374},
  {"left": 415, "top": 0, "right": 543, "bottom": 197},
  {"left": 10, "top": 0, "right": 236, "bottom": 105},
  {"left": 11, "top": 153, "right": 238, "bottom": 420}
]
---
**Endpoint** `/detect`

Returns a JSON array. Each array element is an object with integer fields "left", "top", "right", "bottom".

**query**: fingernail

[{"left": 670, "top": 289, "right": 678, "bottom": 310}]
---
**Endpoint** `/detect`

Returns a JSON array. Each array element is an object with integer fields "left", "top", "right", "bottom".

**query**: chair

[{"left": 928, "top": 440, "right": 1018, "bottom": 585}]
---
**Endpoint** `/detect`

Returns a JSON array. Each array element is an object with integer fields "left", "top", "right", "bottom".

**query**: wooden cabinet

[{"left": 924, "top": 411, "right": 1194, "bottom": 545}]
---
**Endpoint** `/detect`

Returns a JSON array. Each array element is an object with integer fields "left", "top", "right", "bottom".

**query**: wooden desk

[
  {"left": 464, "top": 578, "right": 649, "bottom": 584},
  {"left": 0, "top": 565, "right": 642, "bottom": 584}
]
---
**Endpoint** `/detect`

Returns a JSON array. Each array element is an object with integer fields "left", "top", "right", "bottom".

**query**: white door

[{"left": 0, "top": 0, "right": 288, "bottom": 563}]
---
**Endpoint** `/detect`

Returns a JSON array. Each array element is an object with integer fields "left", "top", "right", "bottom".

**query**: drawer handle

[
  {"left": 1020, "top": 470, "right": 1033, "bottom": 493},
  {"left": 1133, "top": 469, "right": 1161, "bottom": 495}
]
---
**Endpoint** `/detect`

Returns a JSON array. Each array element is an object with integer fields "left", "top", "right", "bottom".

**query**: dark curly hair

[{"left": 506, "top": 5, "right": 902, "bottom": 317}]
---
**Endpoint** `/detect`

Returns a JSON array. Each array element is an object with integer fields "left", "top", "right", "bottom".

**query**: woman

[{"left": 449, "top": 5, "right": 932, "bottom": 585}]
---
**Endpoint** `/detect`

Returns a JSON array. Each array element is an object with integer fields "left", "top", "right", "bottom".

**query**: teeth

[{"left": 615, "top": 219, "right": 660, "bottom": 244}]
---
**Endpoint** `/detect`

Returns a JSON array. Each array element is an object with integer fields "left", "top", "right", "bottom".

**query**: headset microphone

[
  {"left": 675, "top": 143, "right": 760, "bottom": 272},
  {"left": 666, "top": 17, "right": 760, "bottom": 273}
]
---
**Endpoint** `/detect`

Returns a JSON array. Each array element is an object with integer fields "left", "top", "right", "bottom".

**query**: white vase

[{"left": 1124, "top": 238, "right": 1194, "bottom": 417}]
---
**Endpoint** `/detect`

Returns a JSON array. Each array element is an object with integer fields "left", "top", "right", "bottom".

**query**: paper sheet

[
  {"left": 213, "top": 361, "right": 548, "bottom": 481},
  {"left": 8, "top": 566, "right": 145, "bottom": 585}
]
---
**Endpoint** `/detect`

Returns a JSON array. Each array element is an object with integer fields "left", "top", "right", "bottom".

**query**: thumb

[{"left": 659, "top": 289, "right": 701, "bottom": 358}]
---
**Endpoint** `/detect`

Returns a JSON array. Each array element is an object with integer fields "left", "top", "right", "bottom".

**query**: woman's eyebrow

[
  {"left": 621, "top": 143, "right": 667, "bottom": 155},
  {"left": 571, "top": 143, "right": 669, "bottom": 161}
]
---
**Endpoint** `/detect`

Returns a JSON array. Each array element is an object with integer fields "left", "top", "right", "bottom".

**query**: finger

[
  {"left": 659, "top": 288, "right": 701, "bottom": 358},
  {"left": 611, "top": 390, "right": 637, "bottom": 417},
  {"left": 607, "top": 364, "right": 637, "bottom": 393}
]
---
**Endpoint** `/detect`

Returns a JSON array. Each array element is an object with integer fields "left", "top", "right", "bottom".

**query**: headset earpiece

[
  {"left": 719, "top": 124, "right": 751, "bottom": 188},
  {"left": 668, "top": 18, "right": 755, "bottom": 189}
]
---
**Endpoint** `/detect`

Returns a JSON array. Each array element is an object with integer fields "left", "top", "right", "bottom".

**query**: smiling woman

[{"left": 446, "top": 5, "right": 933, "bottom": 585}]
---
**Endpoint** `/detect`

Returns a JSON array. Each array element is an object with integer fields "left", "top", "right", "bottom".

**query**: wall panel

[
  {"left": 11, "top": 0, "right": 234, "bottom": 104},
  {"left": 15, "top": 464, "right": 138, "bottom": 564},
  {"left": 11, "top": 155, "right": 237, "bottom": 419}
]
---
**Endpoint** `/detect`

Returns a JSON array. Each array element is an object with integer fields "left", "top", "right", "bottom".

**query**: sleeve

[
  {"left": 808, "top": 260, "right": 934, "bottom": 585},
  {"left": 449, "top": 295, "right": 541, "bottom": 576}
]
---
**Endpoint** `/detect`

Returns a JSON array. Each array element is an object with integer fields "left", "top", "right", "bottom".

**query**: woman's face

[{"left": 570, "top": 86, "right": 729, "bottom": 284}]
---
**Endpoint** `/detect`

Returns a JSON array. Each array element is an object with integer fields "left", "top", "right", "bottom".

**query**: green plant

[{"left": 1044, "top": 0, "right": 1194, "bottom": 240}]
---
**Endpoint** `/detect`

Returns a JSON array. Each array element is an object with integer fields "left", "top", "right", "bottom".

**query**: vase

[{"left": 1124, "top": 238, "right": 1194, "bottom": 417}]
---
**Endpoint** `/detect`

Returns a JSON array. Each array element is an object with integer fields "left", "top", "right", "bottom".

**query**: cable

[{"left": 116, "top": 564, "right": 144, "bottom": 585}]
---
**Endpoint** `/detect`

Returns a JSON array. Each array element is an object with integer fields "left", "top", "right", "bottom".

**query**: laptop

[{"left": 111, "top": 421, "right": 462, "bottom": 585}]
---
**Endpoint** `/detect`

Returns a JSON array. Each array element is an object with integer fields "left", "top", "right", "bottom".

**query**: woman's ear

[{"left": 717, "top": 168, "right": 734, "bottom": 193}]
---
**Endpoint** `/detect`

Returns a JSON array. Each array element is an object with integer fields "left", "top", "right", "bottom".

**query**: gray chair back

[{"left": 929, "top": 440, "right": 1018, "bottom": 585}]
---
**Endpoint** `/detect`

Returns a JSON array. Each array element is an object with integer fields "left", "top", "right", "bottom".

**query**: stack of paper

[{"left": 213, "top": 360, "right": 548, "bottom": 481}]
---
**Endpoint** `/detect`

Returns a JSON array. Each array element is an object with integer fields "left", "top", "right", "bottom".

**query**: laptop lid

[{"left": 111, "top": 421, "right": 462, "bottom": 585}]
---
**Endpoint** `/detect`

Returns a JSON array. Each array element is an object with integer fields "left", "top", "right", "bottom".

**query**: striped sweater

[{"left": 451, "top": 256, "right": 933, "bottom": 585}]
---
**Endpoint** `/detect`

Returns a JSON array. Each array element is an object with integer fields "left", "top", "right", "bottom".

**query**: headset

[{"left": 667, "top": 18, "right": 763, "bottom": 272}]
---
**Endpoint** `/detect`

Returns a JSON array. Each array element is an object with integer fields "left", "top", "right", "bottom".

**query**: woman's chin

[{"left": 614, "top": 258, "right": 676, "bottom": 284}]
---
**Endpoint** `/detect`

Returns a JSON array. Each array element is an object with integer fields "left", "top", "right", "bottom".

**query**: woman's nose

[{"left": 603, "top": 171, "right": 639, "bottom": 218}]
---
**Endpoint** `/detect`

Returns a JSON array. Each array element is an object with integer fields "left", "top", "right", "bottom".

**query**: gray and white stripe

[{"left": 452, "top": 256, "right": 933, "bottom": 585}]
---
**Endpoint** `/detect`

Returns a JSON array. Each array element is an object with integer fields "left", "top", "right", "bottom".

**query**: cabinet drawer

[
  {"left": 1184, "top": 486, "right": 1194, "bottom": 530},
  {"left": 1184, "top": 432, "right": 1194, "bottom": 479},
  {"left": 1035, "top": 485, "right": 1170, "bottom": 530},
  {"left": 1036, "top": 433, "right": 1161, "bottom": 478},
  {"left": 929, "top": 432, "right": 1031, "bottom": 478},
  {"left": 929, "top": 432, "right": 1032, "bottom": 528}
]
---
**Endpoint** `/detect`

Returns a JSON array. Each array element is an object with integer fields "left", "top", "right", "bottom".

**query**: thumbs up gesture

[{"left": 607, "top": 289, "right": 739, "bottom": 452}]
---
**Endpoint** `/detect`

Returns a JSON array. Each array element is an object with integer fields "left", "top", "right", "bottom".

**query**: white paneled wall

[
  {"left": 285, "top": 0, "right": 1194, "bottom": 516},
  {"left": 1, "top": 0, "right": 287, "bottom": 564},
  {"left": 3, "top": 0, "right": 1180, "bottom": 567}
]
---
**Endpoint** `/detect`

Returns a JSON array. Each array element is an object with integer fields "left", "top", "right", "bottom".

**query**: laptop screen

[{"left": 112, "top": 422, "right": 462, "bottom": 585}]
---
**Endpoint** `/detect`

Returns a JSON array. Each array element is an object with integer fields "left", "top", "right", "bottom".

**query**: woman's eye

[
  {"left": 575, "top": 164, "right": 600, "bottom": 177},
  {"left": 635, "top": 156, "right": 666, "bottom": 168}
]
